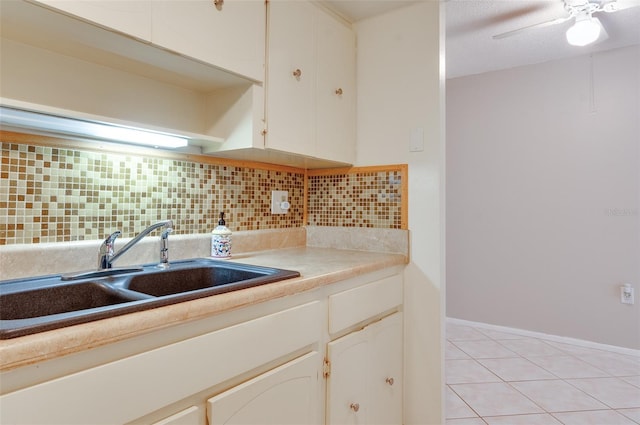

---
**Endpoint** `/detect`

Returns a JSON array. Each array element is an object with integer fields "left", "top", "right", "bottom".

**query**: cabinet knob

[
  {"left": 349, "top": 402, "right": 360, "bottom": 413},
  {"left": 213, "top": 0, "right": 223, "bottom": 10},
  {"left": 292, "top": 68, "right": 302, "bottom": 79},
  {"left": 386, "top": 377, "right": 395, "bottom": 386},
  {"left": 335, "top": 88, "right": 343, "bottom": 96}
]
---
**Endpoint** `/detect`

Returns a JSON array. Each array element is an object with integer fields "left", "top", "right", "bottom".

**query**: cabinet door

[
  {"left": 152, "top": 406, "right": 201, "bottom": 425},
  {"left": 34, "top": 0, "right": 152, "bottom": 41},
  {"left": 208, "top": 352, "right": 321, "bottom": 425},
  {"left": 326, "top": 330, "right": 369, "bottom": 425},
  {"left": 265, "top": 0, "right": 315, "bottom": 157},
  {"left": 152, "top": 0, "right": 265, "bottom": 82},
  {"left": 369, "top": 313, "right": 403, "bottom": 425},
  {"left": 326, "top": 313, "right": 403, "bottom": 425},
  {"left": 315, "top": 11, "right": 356, "bottom": 163}
]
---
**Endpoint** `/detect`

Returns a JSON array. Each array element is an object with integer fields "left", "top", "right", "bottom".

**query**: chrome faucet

[{"left": 98, "top": 220, "right": 174, "bottom": 270}]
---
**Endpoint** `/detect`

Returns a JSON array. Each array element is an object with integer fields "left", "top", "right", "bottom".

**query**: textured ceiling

[
  {"left": 446, "top": 0, "right": 640, "bottom": 78},
  {"left": 323, "top": 0, "right": 640, "bottom": 78},
  {"left": 323, "top": 0, "right": 418, "bottom": 22}
]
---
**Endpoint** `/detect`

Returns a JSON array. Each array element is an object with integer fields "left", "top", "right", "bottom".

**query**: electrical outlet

[
  {"left": 621, "top": 284, "right": 635, "bottom": 305},
  {"left": 378, "top": 192, "right": 400, "bottom": 203},
  {"left": 271, "top": 190, "right": 290, "bottom": 214}
]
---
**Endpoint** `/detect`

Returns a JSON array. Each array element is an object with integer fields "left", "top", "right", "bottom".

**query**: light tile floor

[{"left": 446, "top": 322, "right": 640, "bottom": 425}]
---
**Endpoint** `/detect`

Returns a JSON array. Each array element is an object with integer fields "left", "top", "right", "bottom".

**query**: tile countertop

[{"left": 0, "top": 247, "right": 407, "bottom": 372}]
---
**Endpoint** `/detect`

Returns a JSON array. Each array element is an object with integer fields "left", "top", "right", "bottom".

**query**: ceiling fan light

[{"left": 566, "top": 15, "right": 602, "bottom": 46}]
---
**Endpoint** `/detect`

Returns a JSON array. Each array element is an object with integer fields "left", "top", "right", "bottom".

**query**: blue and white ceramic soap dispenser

[{"left": 211, "top": 212, "right": 232, "bottom": 259}]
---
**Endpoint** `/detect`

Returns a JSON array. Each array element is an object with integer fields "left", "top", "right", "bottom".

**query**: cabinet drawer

[
  {"left": 328, "top": 275, "right": 402, "bottom": 335},
  {"left": 0, "top": 301, "right": 321, "bottom": 425}
]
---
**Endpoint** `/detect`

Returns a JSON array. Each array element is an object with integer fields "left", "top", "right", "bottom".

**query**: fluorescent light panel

[{"left": 0, "top": 107, "right": 189, "bottom": 148}]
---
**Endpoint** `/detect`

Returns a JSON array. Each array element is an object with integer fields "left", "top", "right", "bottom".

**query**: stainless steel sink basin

[{"left": 0, "top": 259, "right": 300, "bottom": 339}]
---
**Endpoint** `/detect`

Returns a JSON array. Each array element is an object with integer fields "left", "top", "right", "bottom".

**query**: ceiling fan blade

[
  {"left": 600, "top": 0, "right": 640, "bottom": 12},
  {"left": 493, "top": 16, "right": 572, "bottom": 39}
]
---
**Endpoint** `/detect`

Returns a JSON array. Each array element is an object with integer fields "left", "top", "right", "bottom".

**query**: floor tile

[
  {"left": 446, "top": 418, "right": 487, "bottom": 425},
  {"left": 447, "top": 324, "right": 490, "bottom": 341},
  {"left": 478, "top": 357, "right": 556, "bottom": 381},
  {"left": 446, "top": 386, "right": 479, "bottom": 419},
  {"left": 497, "top": 339, "right": 566, "bottom": 357},
  {"left": 483, "top": 413, "right": 562, "bottom": 424},
  {"left": 544, "top": 341, "right": 615, "bottom": 357},
  {"left": 477, "top": 328, "right": 526, "bottom": 340},
  {"left": 447, "top": 360, "right": 502, "bottom": 384},
  {"left": 510, "top": 380, "right": 608, "bottom": 412},
  {"left": 450, "top": 383, "right": 545, "bottom": 417},
  {"left": 567, "top": 377, "right": 640, "bottom": 409},
  {"left": 452, "top": 340, "right": 518, "bottom": 359},
  {"left": 527, "top": 355, "right": 610, "bottom": 379},
  {"left": 552, "top": 409, "right": 638, "bottom": 424},
  {"left": 445, "top": 320, "right": 640, "bottom": 424},
  {"left": 580, "top": 353, "right": 640, "bottom": 376},
  {"left": 617, "top": 408, "right": 640, "bottom": 423},
  {"left": 447, "top": 341, "right": 472, "bottom": 360},
  {"left": 622, "top": 376, "right": 640, "bottom": 389}
]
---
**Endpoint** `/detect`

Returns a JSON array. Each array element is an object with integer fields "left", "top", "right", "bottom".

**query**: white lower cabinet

[
  {"left": 326, "top": 313, "right": 403, "bottom": 425},
  {"left": 0, "top": 302, "right": 321, "bottom": 425},
  {"left": 208, "top": 352, "right": 321, "bottom": 425},
  {"left": 326, "top": 328, "right": 369, "bottom": 424},
  {"left": 0, "top": 269, "right": 404, "bottom": 425},
  {"left": 152, "top": 406, "right": 200, "bottom": 425}
]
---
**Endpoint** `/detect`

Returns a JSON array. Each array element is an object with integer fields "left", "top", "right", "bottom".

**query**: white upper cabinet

[
  {"left": 30, "top": 0, "right": 265, "bottom": 83},
  {"left": 265, "top": 1, "right": 356, "bottom": 165},
  {"left": 34, "top": 0, "right": 152, "bottom": 41},
  {"left": 151, "top": 0, "right": 265, "bottom": 82},
  {"left": 264, "top": 0, "right": 315, "bottom": 157},
  {"left": 3, "top": 0, "right": 355, "bottom": 168},
  {"left": 315, "top": 10, "right": 356, "bottom": 163}
]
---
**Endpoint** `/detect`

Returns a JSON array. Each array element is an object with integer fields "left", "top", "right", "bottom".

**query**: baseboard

[{"left": 446, "top": 317, "right": 640, "bottom": 358}]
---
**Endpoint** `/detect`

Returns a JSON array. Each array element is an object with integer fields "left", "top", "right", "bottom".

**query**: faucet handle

[
  {"left": 98, "top": 231, "right": 121, "bottom": 269},
  {"left": 161, "top": 228, "right": 173, "bottom": 239},
  {"left": 104, "top": 230, "right": 122, "bottom": 244}
]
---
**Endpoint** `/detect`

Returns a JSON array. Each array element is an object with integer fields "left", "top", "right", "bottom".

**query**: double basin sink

[{"left": 0, "top": 259, "right": 300, "bottom": 339}]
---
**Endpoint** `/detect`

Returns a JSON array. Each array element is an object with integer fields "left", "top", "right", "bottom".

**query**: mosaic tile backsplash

[
  {"left": 0, "top": 143, "right": 304, "bottom": 245},
  {"left": 307, "top": 170, "right": 403, "bottom": 229}
]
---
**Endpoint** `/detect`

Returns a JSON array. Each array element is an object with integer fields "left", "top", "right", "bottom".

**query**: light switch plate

[{"left": 409, "top": 127, "right": 424, "bottom": 152}]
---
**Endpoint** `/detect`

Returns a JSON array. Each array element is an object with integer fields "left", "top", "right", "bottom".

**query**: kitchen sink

[
  {"left": 0, "top": 282, "right": 142, "bottom": 320},
  {"left": 0, "top": 259, "right": 300, "bottom": 339},
  {"left": 125, "top": 267, "right": 266, "bottom": 297}
]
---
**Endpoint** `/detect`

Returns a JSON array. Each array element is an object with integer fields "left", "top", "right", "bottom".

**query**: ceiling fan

[{"left": 493, "top": 0, "right": 639, "bottom": 46}]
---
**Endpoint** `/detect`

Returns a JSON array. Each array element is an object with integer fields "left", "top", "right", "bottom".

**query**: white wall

[
  {"left": 356, "top": 2, "right": 445, "bottom": 423},
  {"left": 447, "top": 45, "right": 640, "bottom": 349}
]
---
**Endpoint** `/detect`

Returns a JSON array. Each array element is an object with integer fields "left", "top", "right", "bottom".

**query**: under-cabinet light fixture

[{"left": 0, "top": 106, "right": 189, "bottom": 149}]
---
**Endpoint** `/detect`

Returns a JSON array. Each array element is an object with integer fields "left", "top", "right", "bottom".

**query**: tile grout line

[{"left": 446, "top": 323, "right": 640, "bottom": 424}]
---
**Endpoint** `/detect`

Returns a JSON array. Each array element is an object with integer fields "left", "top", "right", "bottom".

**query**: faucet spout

[
  {"left": 159, "top": 227, "right": 173, "bottom": 266},
  {"left": 98, "top": 220, "right": 174, "bottom": 269}
]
